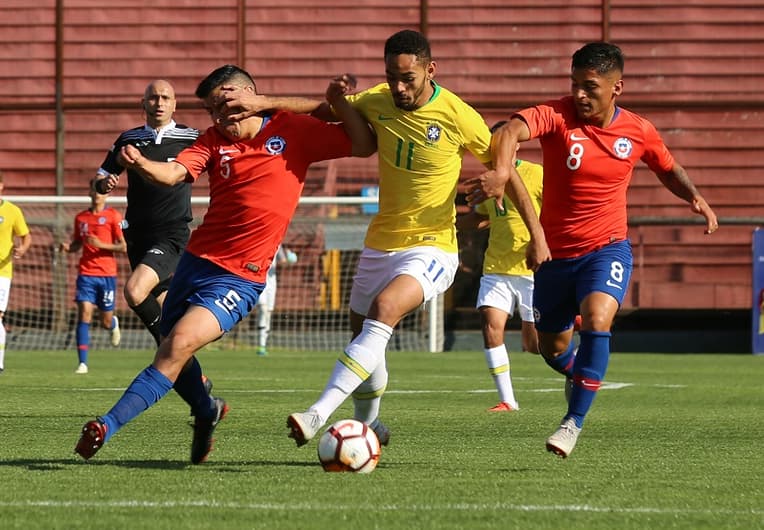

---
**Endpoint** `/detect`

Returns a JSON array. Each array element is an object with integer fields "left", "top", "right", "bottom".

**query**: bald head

[{"left": 142, "top": 79, "right": 177, "bottom": 129}]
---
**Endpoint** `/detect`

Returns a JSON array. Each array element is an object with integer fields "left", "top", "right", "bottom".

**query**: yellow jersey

[
  {"left": 475, "top": 160, "right": 543, "bottom": 276},
  {"left": 347, "top": 82, "right": 492, "bottom": 252},
  {"left": 0, "top": 199, "right": 30, "bottom": 278}
]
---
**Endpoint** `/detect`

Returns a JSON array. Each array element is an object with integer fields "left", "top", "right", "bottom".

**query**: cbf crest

[
  {"left": 425, "top": 123, "right": 441, "bottom": 145},
  {"left": 613, "top": 137, "right": 633, "bottom": 159},
  {"left": 265, "top": 136, "right": 287, "bottom": 155}
]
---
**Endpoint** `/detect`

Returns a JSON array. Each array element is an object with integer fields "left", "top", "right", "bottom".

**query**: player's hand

[
  {"left": 219, "top": 86, "right": 269, "bottom": 122},
  {"left": 326, "top": 74, "right": 358, "bottom": 104},
  {"left": 691, "top": 197, "right": 719, "bottom": 235},
  {"left": 464, "top": 169, "right": 510, "bottom": 210},
  {"left": 95, "top": 172, "right": 120, "bottom": 194},
  {"left": 525, "top": 238, "right": 552, "bottom": 272},
  {"left": 58, "top": 242, "right": 70, "bottom": 253},
  {"left": 12, "top": 246, "right": 25, "bottom": 259}
]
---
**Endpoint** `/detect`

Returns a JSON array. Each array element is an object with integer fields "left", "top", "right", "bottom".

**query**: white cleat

[
  {"left": 75, "top": 363, "right": 89, "bottom": 374},
  {"left": 546, "top": 417, "right": 582, "bottom": 458},
  {"left": 110, "top": 316, "right": 121, "bottom": 346},
  {"left": 287, "top": 411, "right": 323, "bottom": 447}
]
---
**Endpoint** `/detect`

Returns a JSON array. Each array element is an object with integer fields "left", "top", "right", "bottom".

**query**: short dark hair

[
  {"left": 195, "top": 65, "right": 257, "bottom": 99},
  {"left": 384, "top": 30, "right": 432, "bottom": 63},
  {"left": 572, "top": 42, "right": 624, "bottom": 75}
]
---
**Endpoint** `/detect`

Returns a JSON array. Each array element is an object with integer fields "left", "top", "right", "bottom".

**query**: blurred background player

[
  {"left": 0, "top": 170, "right": 32, "bottom": 374},
  {"left": 469, "top": 42, "right": 717, "bottom": 457},
  {"left": 94, "top": 80, "right": 199, "bottom": 347},
  {"left": 457, "top": 124, "right": 543, "bottom": 412},
  {"left": 255, "top": 244, "right": 297, "bottom": 356},
  {"left": 59, "top": 179, "right": 126, "bottom": 374}
]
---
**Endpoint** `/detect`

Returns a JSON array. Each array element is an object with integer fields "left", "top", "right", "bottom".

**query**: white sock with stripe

[
  {"left": 311, "top": 319, "right": 393, "bottom": 422},
  {"left": 485, "top": 344, "right": 518, "bottom": 409}
]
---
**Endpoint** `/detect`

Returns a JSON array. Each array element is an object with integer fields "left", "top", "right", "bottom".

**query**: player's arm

[
  {"left": 221, "top": 87, "right": 335, "bottom": 122},
  {"left": 469, "top": 118, "right": 550, "bottom": 270},
  {"left": 326, "top": 75, "right": 376, "bottom": 157},
  {"left": 14, "top": 232, "right": 31, "bottom": 259},
  {"left": 455, "top": 209, "right": 490, "bottom": 231},
  {"left": 655, "top": 163, "right": 719, "bottom": 235},
  {"left": 116, "top": 145, "right": 188, "bottom": 186}
]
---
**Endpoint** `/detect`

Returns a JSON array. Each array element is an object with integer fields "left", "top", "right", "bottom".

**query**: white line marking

[{"left": 0, "top": 500, "right": 760, "bottom": 516}]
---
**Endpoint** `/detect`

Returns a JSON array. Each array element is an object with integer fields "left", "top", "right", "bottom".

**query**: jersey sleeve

[
  {"left": 98, "top": 135, "right": 126, "bottom": 176},
  {"left": 111, "top": 210, "right": 125, "bottom": 241},
  {"left": 454, "top": 102, "right": 492, "bottom": 166},
  {"left": 640, "top": 119, "right": 675, "bottom": 173},
  {"left": 290, "top": 114, "right": 353, "bottom": 163},
  {"left": 514, "top": 101, "right": 562, "bottom": 139},
  {"left": 174, "top": 130, "right": 214, "bottom": 182},
  {"left": 13, "top": 206, "right": 29, "bottom": 237}
]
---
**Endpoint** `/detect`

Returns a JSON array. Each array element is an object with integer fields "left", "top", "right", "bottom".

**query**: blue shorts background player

[{"left": 59, "top": 180, "right": 126, "bottom": 374}]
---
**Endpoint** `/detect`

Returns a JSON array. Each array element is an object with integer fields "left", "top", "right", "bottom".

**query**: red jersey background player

[{"left": 59, "top": 179, "right": 126, "bottom": 374}]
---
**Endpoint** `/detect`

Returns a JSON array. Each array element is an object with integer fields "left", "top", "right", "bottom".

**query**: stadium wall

[{"left": 0, "top": 0, "right": 761, "bottom": 318}]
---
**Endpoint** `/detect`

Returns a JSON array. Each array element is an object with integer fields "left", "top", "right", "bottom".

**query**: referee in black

[{"left": 94, "top": 79, "right": 199, "bottom": 347}]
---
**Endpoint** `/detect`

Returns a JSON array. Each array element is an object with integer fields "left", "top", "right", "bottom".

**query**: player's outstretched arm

[
  {"left": 117, "top": 145, "right": 188, "bottom": 187},
  {"left": 221, "top": 86, "right": 332, "bottom": 122},
  {"left": 656, "top": 163, "right": 719, "bottom": 235},
  {"left": 326, "top": 74, "right": 376, "bottom": 157}
]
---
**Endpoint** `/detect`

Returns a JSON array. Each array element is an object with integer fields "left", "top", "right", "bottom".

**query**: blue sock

[
  {"left": 566, "top": 330, "right": 611, "bottom": 428},
  {"left": 76, "top": 321, "right": 90, "bottom": 364},
  {"left": 543, "top": 341, "right": 576, "bottom": 377},
  {"left": 110, "top": 316, "right": 118, "bottom": 330},
  {"left": 173, "top": 356, "right": 215, "bottom": 418},
  {"left": 100, "top": 365, "right": 174, "bottom": 442}
]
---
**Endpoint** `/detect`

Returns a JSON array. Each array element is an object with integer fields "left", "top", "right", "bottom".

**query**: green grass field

[{"left": 1, "top": 346, "right": 762, "bottom": 529}]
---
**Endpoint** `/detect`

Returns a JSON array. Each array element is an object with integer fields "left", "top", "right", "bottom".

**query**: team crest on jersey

[
  {"left": 613, "top": 137, "right": 633, "bottom": 159},
  {"left": 265, "top": 136, "right": 286, "bottom": 155},
  {"left": 0, "top": 216, "right": 4, "bottom": 224},
  {"left": 425, "top": 123, "right": 442, "bottom": 144},
  {"left": 98, "top": 216, "right": 106, "bottom": 225}
]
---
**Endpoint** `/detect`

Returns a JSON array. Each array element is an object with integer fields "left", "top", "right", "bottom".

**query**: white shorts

[
  {"left": 0, "top": 276, "right": 10, "bottom": 313},
  {"left": 476, "top": 273, "right": 534, "bottom": 322},
  {"left": 257, "top": 277, "right": 277, "bottom": 311},
  {"left": 349, "top": 246, "right": 459, "bottom": 316}
]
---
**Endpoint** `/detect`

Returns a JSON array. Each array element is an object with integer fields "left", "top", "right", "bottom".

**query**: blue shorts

[
  {"left": 75, "top": 275, "right": 117, "bottom": 311},
  {"left": 533, "top": 240, "right": 633, "bottom": 333},
  {"left": 160, "top": 252, "right": 265, "bottom": 336}
]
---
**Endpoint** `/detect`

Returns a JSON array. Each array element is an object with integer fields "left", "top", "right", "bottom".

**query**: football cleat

[
  {"left": 487, "top": 402, "right": 518, "bottom": 413},
  {"left": 256, "top": 346, "right": 268, "bottom": 356},
  {"left": 545, "top": 417, "right": 582, "bottom": 458},
  {"left": 190, "top": 397, "right": 229, "bottom": 464},
  {"left": 75, "top": 419, "right": 107, "bottom": 460},
  {"left": 287, "top": 411, "right": 324, "bottom": 447},
  {"left": 110, "top": 316, "right": 121, "bottom": 346},
  {"left": 75, "top": 363, "right": 89, "bottom": 374},
  {"left": 370, "top": 419, "right": 391, "bottom": 446}
]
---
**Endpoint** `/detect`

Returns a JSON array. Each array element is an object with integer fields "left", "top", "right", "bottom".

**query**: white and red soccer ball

[{"left": 317, "top": 419, "right": 381, "bottom": 473}]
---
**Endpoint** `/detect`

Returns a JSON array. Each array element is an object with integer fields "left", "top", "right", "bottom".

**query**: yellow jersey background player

[
  {"left": 459, "top": 153, "right": 543, "bottom": 412},
  {"left": 0, "top": 171, "right": 32, "bottom": 373}
]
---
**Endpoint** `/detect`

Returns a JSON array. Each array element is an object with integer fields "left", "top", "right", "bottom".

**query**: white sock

[
  {"left": 353, "top": 360, "right": 389, "bottom": 424},
  {"left": 0, "top": 319, "right": 5, "bottom": 369},
  {"left": 311, "top": 319, "right": 393, "bottom": 422},
  {"left": 485, "top": 344, "right": 518, "bottom": 408},
  {"left": 256, "top": 307, "right": 271, "bottom": 348}
]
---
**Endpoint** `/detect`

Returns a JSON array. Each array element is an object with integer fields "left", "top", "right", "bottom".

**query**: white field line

[{"left": 0, "top": 500, "right": 761, "bottom": 516}]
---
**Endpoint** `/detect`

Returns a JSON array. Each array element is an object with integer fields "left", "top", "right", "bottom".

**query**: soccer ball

[{"left": 317, "top": 419, "right": 381, "bottom": 473}]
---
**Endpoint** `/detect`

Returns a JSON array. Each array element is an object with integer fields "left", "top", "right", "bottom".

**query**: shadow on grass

[{"left": 0, "top": 458, "right": 320, "bottom": 471}]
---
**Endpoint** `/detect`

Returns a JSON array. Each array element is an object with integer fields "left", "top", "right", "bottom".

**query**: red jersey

[
  {"left": 73, "top": 207, "right": 124, "bottom": 276},
  {"left": 516, "top": 96, "right": 675, "bottom": 258},
  {"left": 175, "top": 111, "right": 352, "bottom": 283}
]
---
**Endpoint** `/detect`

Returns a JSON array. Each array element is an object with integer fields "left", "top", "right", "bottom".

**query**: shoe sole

[{"left": 286, "top": 414, "right": 311, "bottom": 447}]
